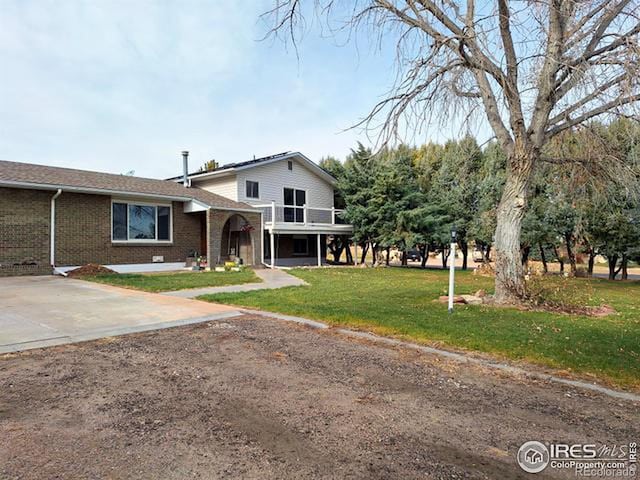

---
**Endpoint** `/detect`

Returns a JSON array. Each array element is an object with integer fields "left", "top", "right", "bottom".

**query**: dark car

[{"left": 406, "top": 250, "right": 422, "bottom": 262}]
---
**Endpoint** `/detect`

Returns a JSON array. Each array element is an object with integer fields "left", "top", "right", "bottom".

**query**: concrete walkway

[{"left": 161, "top": 268, "right": 307, "bottom": 298}]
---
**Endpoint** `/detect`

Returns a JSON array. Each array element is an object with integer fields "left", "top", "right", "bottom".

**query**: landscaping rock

[
  {"left": 438, "top": 294, "right": 484, "bottom": 305},
  {"left": 460, "top": 294, "right": 484, "bottom": 305},
  {"left": 438, "top": 295, "right": 466, "bottom": 304}
]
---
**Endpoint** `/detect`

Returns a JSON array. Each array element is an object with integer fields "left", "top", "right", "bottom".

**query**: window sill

[{"left": 111, "top": 241, "right": 174, "bottom": 247}]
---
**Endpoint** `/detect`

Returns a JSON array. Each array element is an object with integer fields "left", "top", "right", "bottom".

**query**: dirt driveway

[{"left": 1, "top": 314, "right": 637, "bottom": 479}]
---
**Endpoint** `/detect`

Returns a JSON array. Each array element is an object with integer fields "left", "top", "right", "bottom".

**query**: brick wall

[
  {"left": 1, "top": 187, "right": 263, "bottom": 275},
  {"left": 0, "top": 188, "right": 52, "bottom": 276},
  {"left": 54, "top": 192, "right": 202, "bottom": 266}
]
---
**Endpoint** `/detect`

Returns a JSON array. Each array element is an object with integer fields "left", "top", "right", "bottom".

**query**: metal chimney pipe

[{"left": 182, "top": 151, "right": 189, "bottom": 187}]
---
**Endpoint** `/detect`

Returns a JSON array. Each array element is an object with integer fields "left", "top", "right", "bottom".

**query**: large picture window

[
  {"left": 112, "top": 201, "right": 171, "bottom": 242},
  {"left": 284, "top": 188, "right": 306, "bottom": 223}
]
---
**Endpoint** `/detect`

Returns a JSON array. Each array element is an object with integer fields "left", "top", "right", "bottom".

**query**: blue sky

[{"left": 0, "top": 1, "right": 475, "bottom": 179}]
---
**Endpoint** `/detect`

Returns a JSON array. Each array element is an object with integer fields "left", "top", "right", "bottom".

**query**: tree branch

[
  {"left": 548, "top": 73, "right": 629, "bottom": 126},
  {"left": 546, "top": 94, "right": 640, "bottom": 138}
]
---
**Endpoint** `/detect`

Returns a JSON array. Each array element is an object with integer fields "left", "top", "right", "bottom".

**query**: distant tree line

[{"left": 321, "top": 119, "right": 640, "bottom": 280}]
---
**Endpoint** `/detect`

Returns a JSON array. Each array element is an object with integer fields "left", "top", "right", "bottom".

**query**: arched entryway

[{"left": 220, "top": 214, "right": 254, "bottom": 265}]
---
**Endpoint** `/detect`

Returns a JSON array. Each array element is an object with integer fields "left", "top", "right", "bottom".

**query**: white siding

[
  {"left": 236, "top": 158, "right": 335, "bottom": 208},
  {"left": 197, "top": 174, "right": 239, "bottom": 201}
]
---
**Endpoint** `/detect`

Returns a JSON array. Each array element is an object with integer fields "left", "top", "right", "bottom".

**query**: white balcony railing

[{"left": 254, "top": 202, "right": 349, "bottom": 227}]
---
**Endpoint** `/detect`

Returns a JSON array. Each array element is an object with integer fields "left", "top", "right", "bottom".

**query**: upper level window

[
  {"left": 284, "top": 188, "right": 306, "bottom": 223},
  {"left": 112, "top": 201, "right": 171, "bottom": 242},
  {"left": 246, "top": 180, "right": 259, "bottom": 199},
  {"left": 287, "top": 160, "right": 293, "bottom": 171}
]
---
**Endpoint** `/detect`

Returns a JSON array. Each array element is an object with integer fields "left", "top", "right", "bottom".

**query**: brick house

[{"left": 0, "top": 158, "right": 262, "bottom": 277}]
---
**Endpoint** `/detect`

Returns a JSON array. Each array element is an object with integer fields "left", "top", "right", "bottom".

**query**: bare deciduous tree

[{"left": 263, "top": 0, "right": 640, "bottom": 303}]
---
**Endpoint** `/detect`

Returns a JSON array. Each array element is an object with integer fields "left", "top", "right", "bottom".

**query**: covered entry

[{"left": 220, "top": 214, "right": 255, "bottom": 265}]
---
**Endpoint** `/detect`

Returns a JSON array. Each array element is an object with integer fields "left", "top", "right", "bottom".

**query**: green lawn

[
  {"left": 82, "top": 269, "right": 259, "bottom": 293},
  {"left": 200, "top": 268, "right": 640, "bottom": 389}
]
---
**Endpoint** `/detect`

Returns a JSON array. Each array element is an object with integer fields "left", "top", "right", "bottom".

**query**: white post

[
  {"left": 331, "top": 206, "right": 335, "bottom": 225},
  {"left": 271, "top": 200, "right": 276, "bottom": 225},
  {"left": 317, "top": 234, "right": 322, "bottom": 267},
  {"left": 303, "top": 204, "right": 307, "bottom": 225},
  {"left": 447, "top": 242, "right": 456, "bottom": 313},
  {"left": 260, "top": 211, "right": 264, "bottom": 266},
  {"left": 270, "top": 231, "right": 275, "bottom": 269}
]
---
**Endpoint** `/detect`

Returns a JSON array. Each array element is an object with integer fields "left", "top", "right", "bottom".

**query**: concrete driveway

[{"left": 0, "top": 276, "right": 241, "bottom": 354}]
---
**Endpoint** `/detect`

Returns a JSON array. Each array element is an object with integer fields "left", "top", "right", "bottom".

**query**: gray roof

[
  {"left": 166, "top": 151, "right": 293, "bottom": 180},
  {"left": 201, "top": 151, "right": 292, "bottom": 173},
  {"left": 168, "top": 151, "right": 337, "bottom": 185},
  {"left": 0, "top": 160, "right": 254, "bottom": 211}
]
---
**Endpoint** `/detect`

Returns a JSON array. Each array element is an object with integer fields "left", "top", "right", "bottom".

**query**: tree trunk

[
  {"left": 553, "top": 245, "right": 564, "bottom": 272},
  {"left": 345, "top": 237, "right": 353, "bottom": 264},
  {"left": 332, "top": 238, "right": 345, "bottom": 263},
  {"left": 587, "top": 247, "right": 595, "bottom": 276},
  {"left": 608, "top": 254, "right": 618, "bottom": 280},
  {"left": 441, "top": 246, "right": 449, "bottom": 269},
  {"left": 484, "top": 244, "right": 492, "bottom": 263},
  {"left": 564, "top": 233, "right": 577, "bottom": 276},
  {"left": 420, "top": 245, "right": 429, "bottom": 268},
  {"left": 621, "top": 254, "right": 628, "bottom": 280},
  {"left": 521, "top": 245, "right": 530, "bottom": 267},
  {"left": 401, "top": 249, "right": 408, "bottom": 266},
  {"left": 460, "top": 241, "right": 468, "bottom": 270},
  {"left": 371, "top": 244, "right": 378, "bottom": 265},
  {"left": 385, "top": 246, "right": 391, "bottom": 266},
  {"left": 539, "top": 243, "right": 548, "bottom": 273},
  {"left": 360, "top": 242, "right": 369, "bottom": 265},
  {"left": 493, "top": 152, "right": 534, "bottom": 303}
]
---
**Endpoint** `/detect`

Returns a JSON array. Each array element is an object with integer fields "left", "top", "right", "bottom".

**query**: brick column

[
  {"left": 245, "top": 212, "right": 263, "bottom": 267},
  {"left": 206, "top": 209, "right": 224, "bottom": 268}
]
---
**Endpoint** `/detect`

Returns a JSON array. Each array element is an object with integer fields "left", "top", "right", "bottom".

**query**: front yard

[
  {"left": 200, "top": 268, "right": 640, "bottom": 389},
  {"left": 2, "top": 315, "right": 637, "bottom": 479},
  {"left": 82, "top": 269, "right": 259, "bottom": 292}
]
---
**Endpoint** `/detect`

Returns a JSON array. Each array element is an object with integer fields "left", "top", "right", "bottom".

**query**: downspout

[
  {"left": 50, "top": 189, "right": 62, "bottom": 271},
  {"left": 260, "top": 210, "right": 265, "bottom": 267}
]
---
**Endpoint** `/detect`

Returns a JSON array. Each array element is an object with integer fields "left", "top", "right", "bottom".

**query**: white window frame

[
  {"left": 283, "top": 186, "right": 307, "bottom": 224},
  {"left": 111, "top": 199, "right": 173, "bottom": 244},
  {"left": 245, "top": 180, "right": 260, "bottom": 199}
]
